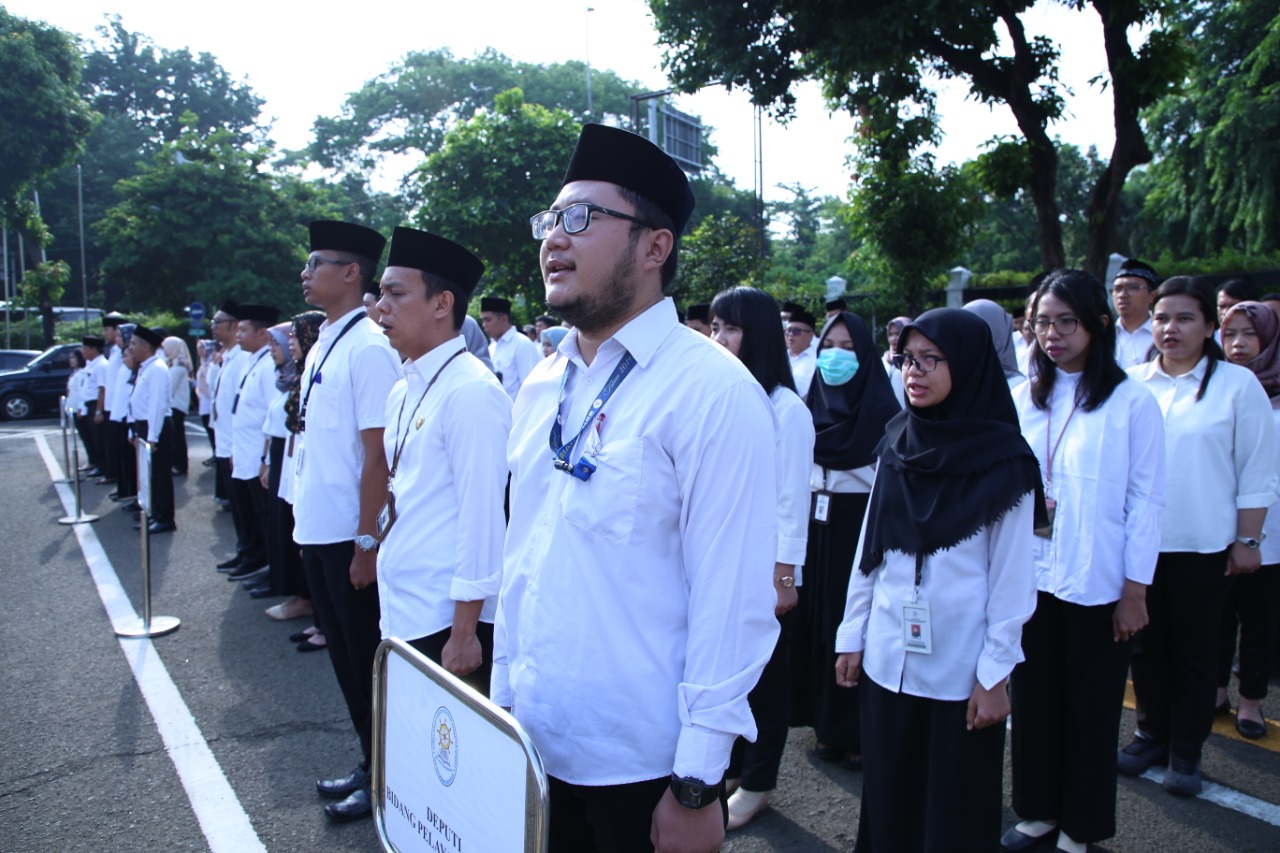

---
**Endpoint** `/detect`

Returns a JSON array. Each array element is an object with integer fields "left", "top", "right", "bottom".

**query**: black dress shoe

[
  {"left": 249, "top": 586, "right": 278, "bottom": 599},
  {"left": 289, "top": 629, "right": 316, "bottom": 643},
  {"left": 324, "top": 786, "right": 372, "bottom": 822},
  {"left": 216, "top": 555, "right": 243, "bottom": 570},
  {"left": 227, "top": 563, "right": 267, "bottom": 581},
  {"left": 120, "top": 502, "right": 141, "bottom": 513},
  {"left": 148, "top": 521, "right": 176, "bottom": 534},
  {"left": 243, "top": 577, "right": 270, "bottom": 591},
  {"left": 316, "top": 766, "right": 370, "bottom": 799},
  {"left": 1000, "top": 825, "right": 1055, "bottom": 852},
  {"left": 1237, "top": 715, "right": 1268, "bottom": 739}
]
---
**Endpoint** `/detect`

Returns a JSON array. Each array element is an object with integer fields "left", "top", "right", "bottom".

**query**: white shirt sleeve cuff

[
  {"left": 672, "top": 724, "right": 736, "bottom": 783},
  {"left": 776, "top": 536, "right": 807, "bottom": 567},
  {"left": 834, "top": 622, "right": 866, "bottom": 654},
  {"left": 449, "top": 572, "right": 502, "bottom": 602}
]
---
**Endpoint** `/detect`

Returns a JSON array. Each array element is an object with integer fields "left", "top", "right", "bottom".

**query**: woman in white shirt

[
  {"left": 1006, "top": 270, "right": 1165, "bottom": 853},
  {"left": 835, "top": 308, "right": 1041, "bottom": 853},
  {"left": 161, "top": 337, "right": 194, "bottom": 476},
  {"left": 1124, "top": 277, "right": 1277, "bottom": 796},
  {"left": 1216, "top": 301, "right": 1280, "bottom": 739},
  {"left": 794, "top": 310, "right": 898, "bottom": 771},
  {"left": 708, "top": 286, "right": 816, "bottom": 830},
  {"left": 194, "top": 340, "right": 216, "bottom": 452}
]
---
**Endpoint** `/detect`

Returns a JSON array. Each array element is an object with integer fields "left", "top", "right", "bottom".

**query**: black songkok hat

[
  {"left": 82, "top": 336, "right": 105, "bottom": 349},
  {"left": 133, "top": 326, "right": 164, "bottom": 348},
  {"left": 236, "top": 303, "right": 281, "bottom": 324},
  {"left": 790, "top": 309, "right": 818, "bottom": 329},
  {"left": 561, "top": 123, "right": 696, "bottom": 234},
  {"left": 780, "top": 300, "right": 803, "bottom": 315},
  {"left": 386, "top": 227, "right": 485, "bottom": 295},
  {"left": 308, "top": 220, "right": 387, "bottom": 262},
  {"left": 826, "top": 298, "right": 848, "bottom": 312},
  {"left": 101, "top": 312, "right": 127, "bottom": 328},
  {"left": 219, "top": 299, "right": 241, "bottom": 318},
  {"left": 685, "top": 303, "right": 710, "bottom": 323},
  {"left": 1117, "top": 257, "right": 1159, "bottom": 286},
  {"left": 480, "top": 296, "right": 512, "bottom": 314}
]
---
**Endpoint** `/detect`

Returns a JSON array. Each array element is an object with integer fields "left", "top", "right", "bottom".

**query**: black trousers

[
  {"left": 265, "top": 437, "right": 307, "bottom": 598},
  {"left": 856, "top": 678, "right": 1006, "bottom": 853},
  {"left": 302, "top": 540, "right": 381, "bottom": 763},
  {"left": 230, "top": 474, "right": 268, "bottom": 568},
  {"left": 114, "top": 420, "right": 137, "bottom": 499},
  {"left": 77, "top": 401, "right": 98, "bottom": 466},
  {"left": 133, "top": 419, "right": 174, "bottom": 524},
  {"left": 1217, "top": 564, "right": 1280, "bottom": 700},
  {"left": 102, "top": 414, "right": 119, "bottom": 481},
  {"left": 548, "top": 776, "right": 727, "bottom": 853},
  {"left": 218, "top": 456, "right": 246, "bottom": 555},
  {"left": 407, "top": 622, "right": 495, "bottom": 697},
  {"left": 727, "top": 611, "right": 790, "bottom": 791},
  {"left": 211, "top": 428, "right": 227, "bottom": 500},
  {"left": 1010, "top": 592, "right": 1132, "bottom": 843},
  {"left": 1131, "top": 550, "right": 1232, "bottom": 761},
  {"left": 171, "top": 408, "right": 188, "bottom": 474}
]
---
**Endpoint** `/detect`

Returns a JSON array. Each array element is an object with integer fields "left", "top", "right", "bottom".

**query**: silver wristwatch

[
  {"left": 355, "top": 534, "right": 379, "bottom": 552},
  {"left": 1236, "top": 534, "right": 1266, "bottom": 549}
]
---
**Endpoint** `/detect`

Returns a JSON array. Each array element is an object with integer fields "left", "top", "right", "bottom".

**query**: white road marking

[
  {"left": 36, "top": 434, "right": 266, "bottom": 853},
  {"left": 1139, "top": 767, "right": 1280, "bottom": 827}
]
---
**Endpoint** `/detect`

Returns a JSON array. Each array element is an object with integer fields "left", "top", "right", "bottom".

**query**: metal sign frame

[{"left": 371, "top": 638, "right": 549, "bottom": 853}]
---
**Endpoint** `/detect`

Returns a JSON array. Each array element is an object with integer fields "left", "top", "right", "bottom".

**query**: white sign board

[
  {"left": 136, "top": 440, "right": 151, "bottom": 515},
  {"left": 373, "top": 640, "right": 548, "bottom": 853}
]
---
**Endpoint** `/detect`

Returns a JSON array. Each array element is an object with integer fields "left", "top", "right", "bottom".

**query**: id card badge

[
  {"left": 812, "top": 490, "right": 832, "bottom": 524},
  {"left": 1035, "top": 496, "right": 1057, "bottom": 540},
  {"left": 902, "top": 601, "right": 933, "bottom": 655},
  {"left": 376, "top": 493, "right": 396, "bottom": 542},
  {"left": 294, "top": 433, "right": 306, "bottom": 479}
]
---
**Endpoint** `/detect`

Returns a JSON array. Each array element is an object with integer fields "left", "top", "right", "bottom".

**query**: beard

[{"left": 546, "top": 250, "right": 638, "bottom": 335}]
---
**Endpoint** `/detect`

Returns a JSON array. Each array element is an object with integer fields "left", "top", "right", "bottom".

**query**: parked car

[
  {"left": 0, "top": 350, "right": 39, "bottom": 371},
  {"left": 0, "top": 343, "right": 81, "bottom": 420}
]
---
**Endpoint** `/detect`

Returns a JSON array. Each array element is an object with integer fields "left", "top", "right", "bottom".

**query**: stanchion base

[
  {"left": 58, "top": 513, "right": 100, "bottom": 524},
  {"left": 115, "top": 616, "right": 181, "bottom": 638}
]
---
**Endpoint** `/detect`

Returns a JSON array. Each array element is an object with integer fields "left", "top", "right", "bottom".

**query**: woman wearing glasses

[
  {"left": 1123, "top": 278, "right": 1276, "bottom": 796},
  {"left": 792, "top": 310, "right": 898, "bottom": 772},
  {"left": 707, "top": 286, "right": 816, "bottom": 830},
  {"left": 1003, "top": 270, "right": 1165, "bottom": 853},
  {"left": 835, "top": 308, "right": 1041, "bottom": 852}
]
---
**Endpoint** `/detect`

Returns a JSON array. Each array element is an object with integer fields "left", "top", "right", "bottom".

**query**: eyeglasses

[
  {"left": 1111, "top": 283, "right": 1151, "bottom": 295},
  {"left": 529, "top": 203, "right": 651, "bottom": 240},
  {"left": 1033, "top": 317, "right": 1080, "bottom": 335},
  {"left": 304, "top": 256, "right": 351, "bottom": 273},
  {"left": 891, "top": 353, "right": 948, "bottom": 373},
  {"left": 785, "top": 327, "right": 814, "bottom": 336}
]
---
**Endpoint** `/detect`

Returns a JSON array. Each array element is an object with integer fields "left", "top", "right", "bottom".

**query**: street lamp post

[
  {"left": 585, "top": 7, "right": 594, "bottom": 118},
  {"left": 78, "top": 164, "right": 89, "bottom": 334}
]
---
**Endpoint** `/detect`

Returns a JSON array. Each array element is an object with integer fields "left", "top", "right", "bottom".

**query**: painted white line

[
  {"left": 1139, "top": 765, "right": 1280, "bottom": 827},
  {"left": 36, "top": 434, "right": 266, "bottom": 853}
]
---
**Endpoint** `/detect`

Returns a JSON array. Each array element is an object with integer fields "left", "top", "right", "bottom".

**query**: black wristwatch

[{"left": 669, "top": 773, "right": 724, "bottom": 809}]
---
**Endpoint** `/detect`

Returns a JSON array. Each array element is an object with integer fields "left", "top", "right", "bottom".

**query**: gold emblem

[{"left": 415, "top": 416, "right": 425, "bottom": 430}]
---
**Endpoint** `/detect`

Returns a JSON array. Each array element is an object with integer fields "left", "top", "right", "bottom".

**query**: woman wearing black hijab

[
  {"left": 790, "top": 311, "right": 898, "bottom": 769},
  {"left": 835, "top": 308, "right": 1042, "bottom": 852}
]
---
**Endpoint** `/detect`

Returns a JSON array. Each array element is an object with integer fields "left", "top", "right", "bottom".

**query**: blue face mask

[{"left": 817, "top": 347, "right": 860, "bottom": 386}]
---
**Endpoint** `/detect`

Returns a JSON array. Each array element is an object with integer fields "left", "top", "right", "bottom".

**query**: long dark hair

[
  {"left": 1030, "top": 269, "right": 1126, "bottom": 412},
  {"left": 1153, "top": 276, "right": 1224, "bottom": 402},
  {"left": 710, "top": 286, "right": 796, "bottom": 396}
]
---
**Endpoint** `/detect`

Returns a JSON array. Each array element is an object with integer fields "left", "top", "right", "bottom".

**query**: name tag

[
  {"left": 1035, "top": 497, "right": 1057, "bottom": 540},
  {"left": 812, "top": 491, "right": 832, "bottom": 524},
  {"left": 902, "top": 601, "right": 933, "bottom": 655}
]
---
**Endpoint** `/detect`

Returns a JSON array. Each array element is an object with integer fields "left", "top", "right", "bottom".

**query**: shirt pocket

[
  {"left": 304, "top": 382, "right": 340, "bottom": 432},
  {"left": 560, "top": 437, "right": 644, "bottom": 542}
]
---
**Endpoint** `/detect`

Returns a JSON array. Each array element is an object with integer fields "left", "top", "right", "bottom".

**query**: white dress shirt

[
  {"left": 772, "top": 385, "right": 815, "bottom": 583},
  {"left": 212, "top": 345, "right": 242, "bottom": 458},
  {"left": 1264, "top": 401, "right": 1280, "bottom": 565},
  {"left": 377, "top": 337, "right": 511, "bottom": 641},
  {"left": 292, "top": 307, "right": 400, "bottom": 546},
  {"left": 230, "top": 347, "right": 274, "bottom": 480},
  {"left": 1014, "top": 371, "right": 1166, "bottom": 604},
  {"left": 789, "top": 348, "right": 816, "bottom": 399},
  {"left": 85, "top": 355, "right": 107, "bottom": 404},
  {"left": 1115, "top": 318, "right": 1155, "bottom": 369},
  {"left": 494, "top": 297, "right": 780, "bottom": 786},
  {"left": 167, "top": 364, "right": 188, "bottom": 411},
  {"left": 108, "top": 355, "right": 132, "bottom": 424},
  {"left": 1015, "top": 337, "right": 1036, "bottom": 378},
  {"left": 489, "top": 325, "right": 541, "bottom": 399},
  {"left": 100, "top": 345, "right": 120, "bottom": 411},
  {"left": 836, "top": 492, "right": 1037, "bottom": 699},
  {"left": 264, "top": 387, "right": 289, "bottom": 440},
  {"left": 1128, "top": 357, "right": 1278, "bottom": 552},
  {"left": 130, "top": 354, "right": 171, "bottom": 443}
]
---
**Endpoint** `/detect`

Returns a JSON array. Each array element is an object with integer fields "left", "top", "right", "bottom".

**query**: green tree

[
  {"left": 650, "top": 0, "right": 1188, "bottom": 277},
  {"left": 673, "top": 214, "right": 768, "bottom": 305},
  {"left": 412, "top": 88, "right": 580, "bottom": 313}
]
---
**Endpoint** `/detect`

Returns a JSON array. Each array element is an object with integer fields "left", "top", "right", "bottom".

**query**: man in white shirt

[
  {"left": 211, "top": 301, "right": 249, "bottom": 571},
  {"left": 79, "top": 336, "right": 107, "bottom": 472},
  {"left": 481, "top": 296, "right": 540, "bottom": 398},
  {"left": 1111, "top": 258, "right": 1158, "bottom": 368},
  {"left": 226, "top": 303, "right": 281, "bottom": 584},
  {"left": 373, "top": 226, "right": 511, "bottom": 695},
  {"left": 294, "top": 220, "right": 400, "bottom": 823},
  {"left": 496, "top": 123, "right": 779, "bottom": 852},
  {"left": 127, "top": 326, "right": 176, "bottom": 533},
  {"left": 92, "top": 313, "right": 125, "bottom": 482},
  {"left": 786, "top": 308, "right": 818, "bottom": 398}
]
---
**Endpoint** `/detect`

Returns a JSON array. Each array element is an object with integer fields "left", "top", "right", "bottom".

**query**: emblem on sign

[{"left": 432, "top": 706, "right": 458, "bottom": 786}]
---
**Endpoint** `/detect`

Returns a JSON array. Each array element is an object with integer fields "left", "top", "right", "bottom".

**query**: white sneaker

[{"left": 726, "top": 788, "right": 771, "bottom": 831}]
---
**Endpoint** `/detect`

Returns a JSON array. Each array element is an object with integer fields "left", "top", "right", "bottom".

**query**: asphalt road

[{"left": 0, "top": 418, "right": 1277, "bottom": 852}]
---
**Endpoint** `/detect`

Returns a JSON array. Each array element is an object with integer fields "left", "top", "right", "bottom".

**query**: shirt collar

[
  {"left": 1144, "top": 354, "right": 1209, "bottom": 381},
  {"left": 1118, "top": 317, "right": 1152, "bottom": 336},
  {"left": 320, "top": 306, "right": 367, "bottom": 339},
  {"left": 562, "top": 297, "right": 678, "bottom": 370},
  {"left": 404, "top": 335, "right": 467, "bottom": 381},
  {"left": 499, "top": 326, "right": 521, "bottom": 344}
]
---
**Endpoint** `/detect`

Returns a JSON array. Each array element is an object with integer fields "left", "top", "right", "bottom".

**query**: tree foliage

[{"left": 674, "top": 214, "right": 768, "bottom": 305}]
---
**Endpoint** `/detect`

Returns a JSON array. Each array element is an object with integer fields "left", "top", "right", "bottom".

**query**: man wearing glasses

[
  {"left": 786, "top": 308, "right": 818, "bottom": 397},
  {"left": 1111, "top": 258, "right": 1159, "bottom": 369},
  {"left": 295, "top": 221, "right": 400, "bottom": 823},
  {"left": 495, "top": 124, "right": 779, "bottom": 852}
]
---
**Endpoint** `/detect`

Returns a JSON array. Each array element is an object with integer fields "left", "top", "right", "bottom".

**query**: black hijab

[
  {"left": 807, "top": 311, "right": 899, "bottom": 471},
  {"left": 859, "top": 308, "right": 1045, "bottom": 575}
]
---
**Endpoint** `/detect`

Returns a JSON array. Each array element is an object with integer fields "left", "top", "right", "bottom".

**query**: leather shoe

[
  {"left": 216, "top": 556, "right": 243, "bottom": 570},
  {"left": 1116, "top": 734, "right": 1167, "bottom": 776},
  {"left": 1163, "top": 756, "right": 1202, "bottom": 797},
  {"left": 1237, "top": 715, "right": 1268, "bottom": 739},
  {"left": 316, "top": 766, "right": 369, "bottom": 799},
  {"left": 148, "top": 521, "right": 176, "bottom": 534},
  {"left": 227, "top": 563, "right": 267, "bottom": 581},
  {"left": 120, "top": 502, "right": 141, "bottom": 513},
  {"left": 297, "top": 636, "right": 327, "bottom": 652},
  {"left": 248, "top": 586, "right": 277, "bottom": 599},
  {"left": 1000, "top": 825, "right": 1055, "bottom": 852},
  {"left": 324, "top": 786, "right": 372, "bottom": 821},
  {"left": 242, "top": 577, "right": 270, "bottom": 590}
]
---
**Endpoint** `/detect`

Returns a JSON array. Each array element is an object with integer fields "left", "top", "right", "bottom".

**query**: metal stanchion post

[
  {"left": 58, "top": 405, "right": 98, "bottom": 525},
  {"left": 116, "top": 438, "right": 179, "bottom": 638},
  {"left": 54, "top": 395, "right": 76, "bottom": 485}
]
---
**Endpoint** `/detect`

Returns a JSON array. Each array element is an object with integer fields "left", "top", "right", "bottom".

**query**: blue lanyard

[{"left": 548, "top": 351, "right": 636, "bottom": 480}]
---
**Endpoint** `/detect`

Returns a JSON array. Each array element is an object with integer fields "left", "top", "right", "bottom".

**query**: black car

[
  {"left": 0, "top": 343, "right": 82, "bottom": 420},
  {"left": 0, "top": 349, "right": 39, "bottom": 370}
]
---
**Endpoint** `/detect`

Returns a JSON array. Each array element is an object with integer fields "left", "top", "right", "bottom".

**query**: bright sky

[{"left": 10, "top": 0, "right": 1121, "bottom": 204}]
